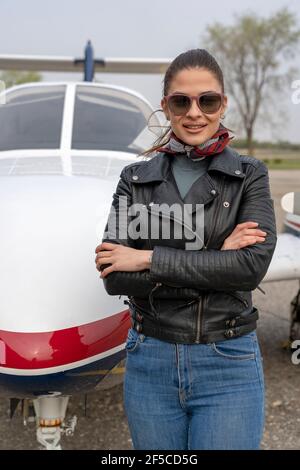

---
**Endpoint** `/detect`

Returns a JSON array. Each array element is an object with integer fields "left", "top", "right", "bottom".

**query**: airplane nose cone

[{"left": 0, "top": 175, "right": 123, "bottom": 332}]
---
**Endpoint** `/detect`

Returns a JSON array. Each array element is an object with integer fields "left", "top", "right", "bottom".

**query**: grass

[
  {"left": 236, "top": 149, "right": 300, "bottom": 169},
  {"left": 265, "top": 160, "right": 300, "bottom": 169}
]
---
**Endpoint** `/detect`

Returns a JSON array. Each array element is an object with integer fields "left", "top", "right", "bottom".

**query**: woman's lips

[{"left": 183, "top": 124, "right": 207, "bottom": 133}]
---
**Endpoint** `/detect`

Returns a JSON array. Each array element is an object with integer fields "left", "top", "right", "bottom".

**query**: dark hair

[{"left": 141, "top": 49, "right": 225, "bottom": 157}]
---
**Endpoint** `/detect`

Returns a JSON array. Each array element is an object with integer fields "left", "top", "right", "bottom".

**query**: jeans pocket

[
  {"left": 125, "top": 327, "right": 141, "bottom": 353},
  {"left": 210, "top": 332, "right": 256, "bottom": 360}
]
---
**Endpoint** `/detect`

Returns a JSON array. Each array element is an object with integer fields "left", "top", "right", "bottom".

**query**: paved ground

[{"left": 1, "top": 169, "right": 300, "bottom": 450}]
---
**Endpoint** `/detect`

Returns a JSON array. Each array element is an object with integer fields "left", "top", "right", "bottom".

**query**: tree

[
  {"left": 203, "top": 8, "right": 300, "bottom": 155},
  {"left": 0, "top": 70, "right": 42, "bottom": 89}
]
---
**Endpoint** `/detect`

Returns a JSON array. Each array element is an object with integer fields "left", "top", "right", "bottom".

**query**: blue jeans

[{"left": 123, "top": 328, "right": 265, "bottom": 450}]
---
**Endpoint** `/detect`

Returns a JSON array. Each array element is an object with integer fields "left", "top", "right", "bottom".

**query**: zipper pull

[{"left": 257, "top": 285, "right": 266, "bottom": 295}]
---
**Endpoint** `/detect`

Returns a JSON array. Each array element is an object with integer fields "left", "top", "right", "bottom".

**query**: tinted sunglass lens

[
  {"left": 168, "top": 95, "right": 191, "bottom": 115},
  {"left": 199, "top": 94, "right": 222, "bottom": 113}
]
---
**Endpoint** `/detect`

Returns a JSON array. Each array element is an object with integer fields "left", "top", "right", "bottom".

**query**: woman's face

[{"left": 161, "top": 67, "right": 228, "bottom": 146}]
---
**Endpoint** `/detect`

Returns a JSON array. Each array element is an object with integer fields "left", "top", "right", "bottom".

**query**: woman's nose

[{"left": 186, "top": 98, "right": 203, "bottom": 118}]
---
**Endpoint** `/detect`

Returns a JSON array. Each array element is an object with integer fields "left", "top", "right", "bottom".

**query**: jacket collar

[{"left": 130, "top": 146, "right": 245, "bottom": 184}]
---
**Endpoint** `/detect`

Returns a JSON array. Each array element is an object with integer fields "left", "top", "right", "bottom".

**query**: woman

[{"left": 95, "top": 49, "right": 277, "bottom": 450}]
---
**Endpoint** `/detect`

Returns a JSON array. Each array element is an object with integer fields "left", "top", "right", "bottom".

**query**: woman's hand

[
  {"left": 221, "top": 221, "right": 267, "bottom": 250},
  {"left": 95, "top": 242, "right": 153, "bottom": 278}
]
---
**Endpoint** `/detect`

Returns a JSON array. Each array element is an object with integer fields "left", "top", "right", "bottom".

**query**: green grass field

[{"left": 235, "top": 148, "right": 300, "bottom": 169}]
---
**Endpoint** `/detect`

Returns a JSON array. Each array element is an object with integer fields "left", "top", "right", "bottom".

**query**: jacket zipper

[
  {"left": 147, "top": 175, "right": 226, "bottom": 342},
  {"left": 196, "top": 295, "right": 203, "bottom": 343},
  {"left": 195, "top": 175, "right": 225, "bottom": 343},
  {"left": 146, "top": 217, "right": 164, "bottom": 320},
  {"left": 203, "top": 175, "right": 225, "bottom": 250}
]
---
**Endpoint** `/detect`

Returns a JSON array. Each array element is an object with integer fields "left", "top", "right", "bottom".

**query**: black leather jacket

[{"left": 102, "top": 146, "right": 277, "bottom": 344}]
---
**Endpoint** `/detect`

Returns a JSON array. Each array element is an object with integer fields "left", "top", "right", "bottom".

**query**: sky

[{"left": 0, "top": 0, "right": 299, "bottom": 142}]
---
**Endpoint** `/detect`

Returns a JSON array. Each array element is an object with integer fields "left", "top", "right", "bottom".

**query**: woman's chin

[{"left": 180, "top": 129, "right": 210, "bottom": 146}]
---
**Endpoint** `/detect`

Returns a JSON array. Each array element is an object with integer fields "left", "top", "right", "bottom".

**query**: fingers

[
  {"left": 234, "top": 222, "right": 267, "bottom": 237},
  {"left": 244, "top": 239, "right": 264, "bottom": 247},
  {"left": 235, "top": 222, "right": 265, "bottom": 233},
  {"left": 100, "top": 265, "right": 115, "bottom": 278},
  {"left": 95, "top": 255, "right": 113, "bottom": 271},
  {"left": 95, "top": 242, "right": 118, "bottom": 253},
  {"left": 96, "top": 260, "right": 111, "bottom": 271},
  {"left": 237, "top": 239, "right": 258, "bottom": 249},
  {"left": 235, "top": 221, "right": 259, "bottom": 231},
  {"left": 243, "top": 235, "right": 265, "bottom": 243},
  {"left": 94, "top": 243, "right": 116, "bottom": 271},
  {"left": 237, "top": 235, "right": 266, "bottom": 249},
  {"left": 95, "top": 250, "right": 112, "bottom": 261},
  {"left": 241, "top": 234, "right": 266, "bottom": 245},
  {"left": 222, "top": 219, "right": 269, "bottom": 250},
  {"left": 245, "top": 229, "right": 267, "bottom": 237}
]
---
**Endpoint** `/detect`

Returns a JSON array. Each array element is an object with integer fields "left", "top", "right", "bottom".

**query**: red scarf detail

[{"left": 156, "top": 123, "right": 234, "bottom": 160}]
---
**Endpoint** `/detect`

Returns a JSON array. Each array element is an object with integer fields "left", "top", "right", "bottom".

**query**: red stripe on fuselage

[
  {"left": 0, "top": 310, "right": 130, "bottom": 370},
  {"left": 288, "top": 220, "right": 300, "bottom": 229}
]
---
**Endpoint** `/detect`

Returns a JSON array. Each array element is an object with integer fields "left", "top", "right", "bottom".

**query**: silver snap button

[
  {"left": 132, "top": 175, "right": 138, "bottom": 180},
  {"left": 210, "top": 189, "right": 216, "bottom": 195},
  {"left": 223, "top": 201, "right": 230, "bottom": 208},
  {"left": 234, "top": 170, "right": 241, "bottom": 175},
  {"left": 225, "top": 329, "right": 234, "bottom": 338}
]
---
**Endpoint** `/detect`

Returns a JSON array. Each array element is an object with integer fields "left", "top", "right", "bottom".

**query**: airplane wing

[
  {"left": 262, "top": 232, "right": 300, "bottom": 283},
  {"left": 0, "top": 54, "right": 171, "bottom": 74},
  {"left": 262, "top": 192, "right": 300, "bottom": 283}
]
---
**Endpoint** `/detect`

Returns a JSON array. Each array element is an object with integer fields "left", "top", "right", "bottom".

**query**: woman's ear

[{"left": 221, "top": 95, "right": 228, "bottom": 117}]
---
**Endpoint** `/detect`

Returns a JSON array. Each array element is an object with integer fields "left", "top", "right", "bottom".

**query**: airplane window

[
  {"left": 72, "top": 86, "right": 154, "bottom": 153},
  {"left": 0, "top": 86, "right": 65, "bottom": 150}
]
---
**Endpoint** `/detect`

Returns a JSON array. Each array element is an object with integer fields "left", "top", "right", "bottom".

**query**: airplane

[
  {"left": 0, "top": 41, "right": 299, "bottom": 450},
  {"left": 263, "top": 193, "right": 300, "bottom": 344}
]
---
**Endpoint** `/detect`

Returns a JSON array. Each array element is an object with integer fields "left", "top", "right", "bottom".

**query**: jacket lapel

[{"left": 129, "top": 146, "right": 245, "bottom": 216}]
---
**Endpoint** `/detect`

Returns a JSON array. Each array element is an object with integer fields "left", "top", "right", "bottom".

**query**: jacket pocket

[
  {"left": 228, "top": 291, "right": 249, "bottom": 309},
  {"left": 206, "top": 290, "right": 249, "bottom": 317}
]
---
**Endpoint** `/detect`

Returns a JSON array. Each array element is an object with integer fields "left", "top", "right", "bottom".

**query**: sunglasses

[{"left": 164, "top": 92, "right": 224, "bottom": 116}]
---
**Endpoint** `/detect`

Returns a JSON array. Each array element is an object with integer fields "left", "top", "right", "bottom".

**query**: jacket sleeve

[
  {"left": 101, "top": 167, "right": 202, "bottom": 299},
  {"left": 149, "top": 161, "right": 277, "bottom": 291},
  {"left": 100, "top": 166, "right": 154, "bottom": 296}
]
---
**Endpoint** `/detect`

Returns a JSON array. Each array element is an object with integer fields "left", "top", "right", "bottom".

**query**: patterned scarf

[{"left": 156, "top": 123, "right": 234, "bottom": 161}]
